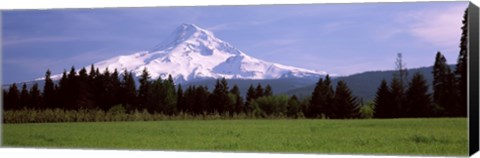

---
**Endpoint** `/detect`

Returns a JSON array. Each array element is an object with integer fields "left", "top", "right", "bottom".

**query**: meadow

[{"left": 2, "top": 118, "right": 467, "bottom": 156}]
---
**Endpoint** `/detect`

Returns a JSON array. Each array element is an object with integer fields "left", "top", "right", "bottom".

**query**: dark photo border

[{"left": 468, "top": 2, "right": 480, "bottom": 156}]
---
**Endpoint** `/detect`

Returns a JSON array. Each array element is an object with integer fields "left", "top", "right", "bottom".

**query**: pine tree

[
  {"left": 432, "top": 52, "right": 456, "bottom": 116},
  {"left": 66, "top": 66, "right": 80, "bottom": 109},
  {"left": 454, "top": 9, "right": 468, "bottom": 117},
  {"left": 176, "top": 84, "right": 186, "bottom": 113},
  {"left": 390, "top": 53, "right": 411, "bottom": 117},
  {"left": 3, "top": 89, "right": 9, "bottom": 110},
  {"left": 28, "top": 83, "right": 42, "bottom": 109},
  {"left": 43, "top": 69, "right": 55, "bottom": 109},
  {"left": 187, "top": 86, "right": 210, "bottom": 115},
  {"left": 184, "top": 86, "right": 195, "bottom": 114},
  {"left": 264, "top": 84, "right": 273, "bottom": 96},
  {"left": 138, "top": 68, "right": 151, "bottom": 111},
  {"left": 163, "top": 75, "right": 177, "bottom": 115},
  {"left": 322, "top": 75, "right": 335, "bottom": 118},
  {"left": 405, "top": 73, "right": 432, "bottom": 117},
  {"left": 57, "top": 70, "right": 69, "bottom": 109},
  {"left": 77, "top": 67, "right": 94, "bottom": 109},
  {"left": 92, "top": 68, "right": 105, "bottom": 110},
  {"left": 230, "top": 85, "right": 244, "bottom": 114},
  {"left": 287, "top": 95, "right": 300, "bottom": 118},
  {"left": 309, "top": 75, "right": 334, "bottom": 118},
  {"left": 210, "top": 78, "right": 230, "bottom": 113},
  {"left": 89, "top": 64, "right": 97, "bottom": 80},
  {"left": 332, "top": 80, "right": 359, "bottom": 119},
  {"left": 394, "top": 53, "right": 408, "bottom": 89},
  {"left": 307, "top": 75, "right": 334, "bottom": 117},
  {"left": 390, "top": 77, "right": 403, "bottom": 118},
  {"left": 373, "top": 79, "right": 392, "bottom": 118},
  {"left": 149, "top": 77, "right": 164, "bottom": 113},
  {"left": 121, "top": 70, "right": 137, "bottom": 112},
  {"left": 19, "top": 83, "right": 29, "bottom": 109},
  {"left": 99, "top": 67, "right": 113, "bottom": 110},
  {"left": 309, "top": 78, "right": 324, "bottom": 118},
  {"left": 6, "top": 83, "right": 20, "bottom": 110},
  {"left": 110, "top": 69, "right": 122, "bottom": 108},
  {"left": 255, "top": 84, "right": 264, "bottom": 98},
  {"left": 245, "top": 84, "right": 256, "bottom": 113}
]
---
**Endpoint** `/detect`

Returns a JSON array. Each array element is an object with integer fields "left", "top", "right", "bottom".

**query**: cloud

[
  {"left": 396, "top": 4, "right": 467, "bottom": 47},
  {"left": 3, "top": 36, "right": 79, "bottom": 46}
]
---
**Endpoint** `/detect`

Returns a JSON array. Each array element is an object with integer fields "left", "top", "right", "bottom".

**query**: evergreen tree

[
  {"left": 454, "top": 9, "right": 468, "bottom": 117},
  {"left": 138, "top": 68, "right": 151, "bottom": 111},
  {"left": 432, "top": 52, "right": 456, "bottom": 116},
  {"left": 19, "top": 83, "right": 29, "bottom": 109},
  {"left": 163, "top": 75, "right": 177, "bottom": 115},
  {"left": 210, "top": 78, "right": 231, "bottom": 113},
  {"left": 322, "top": 75, "right": 335, "bottom": 118},
  {"left": 390, "top": 77, "right": 403, "bottom": 118},
  {"left": 3, "top": 89, "right": 9, "bottom": 110},
  {"left": 89, "top": 64, "right": 97, "bottom": 80},
  {"left": 28, "top": 83, "right": 42, "bottom": 109},
  {"left": 373, "top": 79, "right": 392, "bottom": 118},
  {"left": 43, "top": 69, "right": 55, "bottom": 109},
  {"left": 264, "top": 84, "right": 273, "bottom": 96},
  {"left": 310, "top": 75, "right": 334, "bottom": 118},
  {"left": 184, "top": 86, "right": 195, "bottom": 114},
  {"left": 287, "top": 95, "right": 300, "bottom": 118},
  {"left": 333, "top": 81, "right": 356, "bottom": 118},
  {"left": 390, "top": 53, "right": 409, "bottom": 117},
  {"left": 5, "top": 83, "right": 20, "bottom": 110},
  {"left": 332, "top": 80, "right": 359, "bottom": 119},
  {"left": 148, "top": 77, "right": 164, "bottom": 113},
  {"left": 245, "top": 84, "right": 256, "bottom": 113},
  {"left": 230, "top": 85, "right": 244, "bottom": 114},
  {"left": 176, "top": 85, "right": 186, "bottom": 113},
  {"left": 405, "top": 73, "right": 432, "bottom": 117},
  {"left": 187, "top": 86, "right": 210, "bottom": 115},
  {"left": 77, "top": 67, "right": 94, "bottom": 109},
  {"left": 99, "top": 67, "right": 113, "bottom": 110},
  {"left": 121, "top": 70, "right": 137, "bottom": 112},
  {"left": 309, "top": 78, "right": 324, "bottom": 118},
  {"left": 255, "top": 84, "right": 264, "bottom": 98},
  {"left": 394, "top": 53, "right": 408, "bottom": 89},
  {"left": 57, "top": 70, "right": 69, "bottom": 109},
  {"left": 66, "top": 66, "right": 80, "bottom": 109},
  {"left": 110, "top": 69, "right": 122, "bottom": 107}
]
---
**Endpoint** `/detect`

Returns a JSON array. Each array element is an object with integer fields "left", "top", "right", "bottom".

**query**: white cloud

[{"left": 397, "top": 3, "right": 467, "bottom": 47}]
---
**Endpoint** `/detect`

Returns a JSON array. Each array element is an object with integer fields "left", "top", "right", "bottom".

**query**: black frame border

[{"left": 468, "top": 2, "right": 479, "bottom": 156}]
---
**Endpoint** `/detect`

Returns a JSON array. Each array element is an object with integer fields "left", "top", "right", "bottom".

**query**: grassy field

[{"left": 2, "top": 118, "right": 467, "bottom": 156}]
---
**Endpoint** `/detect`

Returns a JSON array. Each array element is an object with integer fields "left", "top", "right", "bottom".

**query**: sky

[{"left": 2, "top": 1, "right": 469, "bottom": 84}]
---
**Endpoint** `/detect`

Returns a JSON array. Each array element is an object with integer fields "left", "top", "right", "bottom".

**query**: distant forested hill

[{"left": 285, "top": 65, "right": 455, "bottom": 102}]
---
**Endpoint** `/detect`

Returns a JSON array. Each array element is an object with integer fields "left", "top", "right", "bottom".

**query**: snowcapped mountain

[{"left": 49, "top": 23, "right": 327, "bottom": 83}]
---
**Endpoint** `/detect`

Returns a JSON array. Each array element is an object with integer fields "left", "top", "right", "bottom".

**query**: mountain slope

[{"left": 46, "top": 23, "right": 326, "bottom": 83}]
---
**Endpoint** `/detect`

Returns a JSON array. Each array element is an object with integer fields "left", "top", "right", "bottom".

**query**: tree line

[
  {"left": 3, "top": 62, "right": 362, "bottom": 119},
  {"left": 2, "top": 51, "right": 467, "bottom": 120}
]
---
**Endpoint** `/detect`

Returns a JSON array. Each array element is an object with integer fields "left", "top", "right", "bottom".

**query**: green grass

[{"left": 2, "top": 118, "right": 467, "bottom": 156}]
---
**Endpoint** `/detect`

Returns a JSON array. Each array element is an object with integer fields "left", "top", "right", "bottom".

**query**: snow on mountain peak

[{"left": 47, "top": 23, "right": 327, "bottom": 83}]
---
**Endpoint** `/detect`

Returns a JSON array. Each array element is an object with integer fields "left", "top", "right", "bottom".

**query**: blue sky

[{"left": 2, "top": 2, "right": 469, "bottom": 84}]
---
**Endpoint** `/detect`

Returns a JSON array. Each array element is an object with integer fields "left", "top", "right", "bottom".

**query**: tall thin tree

[{"left": 454, "top": 9, "right": 468, "bottom": 117}]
